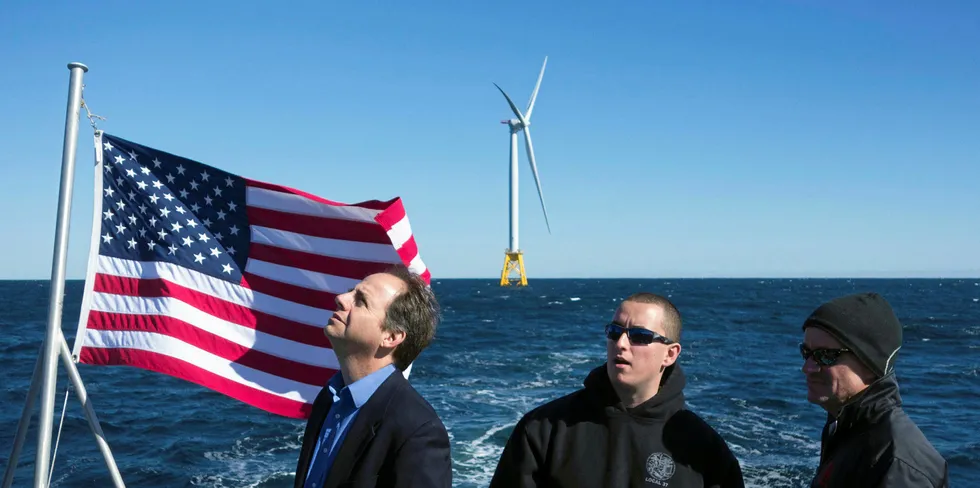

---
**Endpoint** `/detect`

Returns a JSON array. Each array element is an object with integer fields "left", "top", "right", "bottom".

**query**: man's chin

[
  {"left": 323, "top": 322, "right": 343, "bottom": 339},
  {"left": 806, "top": 389, "right": 833, "bottom": 407},
  {"left": 607, "top": 364, "right": 633, "bottom": 384}
]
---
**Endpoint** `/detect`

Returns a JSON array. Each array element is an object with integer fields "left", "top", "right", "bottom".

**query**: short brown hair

[
  {"left": 381, "top": 265, "right": 441, "bottom": 370},
  {"left": 623, "top": 292, "right": 682, "bottom": 342}
]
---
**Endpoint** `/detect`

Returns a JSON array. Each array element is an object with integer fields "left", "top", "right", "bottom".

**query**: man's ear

[
  {"left": 663, "top": 343, "right": 682, "bottom": 368},
  {"left": 381, "top": 328, "right": 407, "bottom": 350}
]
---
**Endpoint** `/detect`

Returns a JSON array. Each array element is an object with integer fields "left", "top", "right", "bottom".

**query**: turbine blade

[
  {"left": 522, "top": 126, "right": 551, "bottom": 234},
  {"left": 525, "top": 56, "right": 547, "bottom": 121},
  {"left": 494, "top": 83, "right": 529, "bottom": 127}
]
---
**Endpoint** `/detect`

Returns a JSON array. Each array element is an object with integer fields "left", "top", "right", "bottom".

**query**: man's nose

[
  {"left": 616, "top": 331, "right": 631, "bottom": 349},
  {"left": 335, "top": 291, "right": 352, "bottom": 310},
  {"left": 802, "top": 357, "right": 821, "bottom": 374}
]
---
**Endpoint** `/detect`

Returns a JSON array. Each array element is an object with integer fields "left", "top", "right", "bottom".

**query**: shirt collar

[{"left": 328, "top": 364, "right": 397, "bottom": 408}]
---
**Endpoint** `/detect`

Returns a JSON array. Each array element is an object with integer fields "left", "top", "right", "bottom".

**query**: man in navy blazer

[{"left": 294, "top": 265, "right": 451, "bottom": 488}]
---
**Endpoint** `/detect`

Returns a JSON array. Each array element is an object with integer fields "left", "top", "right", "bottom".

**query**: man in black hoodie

[
  {"left": 489, "top": 292, "right": 744, "bottom": 488},
  {"left": 800, "top": 292, "right": 948, "bottom": 487}
]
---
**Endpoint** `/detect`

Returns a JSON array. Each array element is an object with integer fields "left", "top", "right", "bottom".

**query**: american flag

[{"left": 72, "top": 132, "right": 430, "bottom": 419}]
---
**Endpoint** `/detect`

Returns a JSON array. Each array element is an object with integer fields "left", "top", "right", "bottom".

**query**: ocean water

[{"left": 1, "top": 278, "right": 977, "bottom": 487}]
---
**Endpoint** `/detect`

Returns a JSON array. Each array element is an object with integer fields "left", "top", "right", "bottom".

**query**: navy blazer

[{"left": 294, "top": 369, "right": 452, "bottom": 488}]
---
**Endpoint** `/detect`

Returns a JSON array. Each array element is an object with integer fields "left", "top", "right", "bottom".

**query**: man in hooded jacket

[
  {"left": 800, "top": 292, "right": 948, "bottom": 487},
  {"left": 489, "top": 292, "right": 744, "bottom": 488}
]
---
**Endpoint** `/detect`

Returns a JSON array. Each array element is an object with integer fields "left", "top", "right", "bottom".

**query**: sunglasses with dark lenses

[
  {"left": 799, "top": 343, "right": 850, "bottom": 366},
  {"left": 605, "top": 323, "right": 675, "bottom": 346}
]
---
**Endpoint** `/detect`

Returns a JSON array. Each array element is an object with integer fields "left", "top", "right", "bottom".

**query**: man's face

[
  {"left": 325, "top": 272, "right": 406, "bottom": 356},
  {"left": 606, "top": 300, "right": 680, "bottom": 393},
  {"left": 801, "top": 326, "right": 872, "bottom": 414}
]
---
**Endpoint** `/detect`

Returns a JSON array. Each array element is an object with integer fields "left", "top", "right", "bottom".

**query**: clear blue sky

[{"left": 1, "top": 1, "right": 977, "bottom": 279}]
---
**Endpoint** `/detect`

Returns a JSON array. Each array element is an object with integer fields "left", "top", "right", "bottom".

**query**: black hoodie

[
  {"left": 809, "top": 373, "right": 948, "bottom": 488},
  {"left": 489, "top": 364, "right": 744, "bottom": 488}
]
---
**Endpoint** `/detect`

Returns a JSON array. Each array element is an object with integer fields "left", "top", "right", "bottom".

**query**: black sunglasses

[
  {"left": 799, "top": 343, "right": 850, "bottom": 366},
  {"left": 605, "top": 323, "right": 675, "bottom": 346}
]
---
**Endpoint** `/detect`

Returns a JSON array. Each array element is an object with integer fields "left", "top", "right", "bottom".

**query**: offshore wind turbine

[{"left": 494, "top": 56, "right": 551, "bottom": 286}]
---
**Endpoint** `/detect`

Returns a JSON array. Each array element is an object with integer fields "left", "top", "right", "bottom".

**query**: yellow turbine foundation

[{"left": 499, "top": 251, "right": 528, "bottom": 286}]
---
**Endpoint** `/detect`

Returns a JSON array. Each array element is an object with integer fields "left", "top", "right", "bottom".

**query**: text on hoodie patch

[{"left": 645, "top": 452, "right": 675, "bottom": 486}]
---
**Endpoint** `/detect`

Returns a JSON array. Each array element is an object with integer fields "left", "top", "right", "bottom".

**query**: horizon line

[{"left": 3, "top": 276, "right": 979, "bottom": 282}]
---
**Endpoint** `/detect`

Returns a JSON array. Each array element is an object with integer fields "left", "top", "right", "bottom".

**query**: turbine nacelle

[{"left": 501, "top": 119, "right": 523, "bottom": 131}]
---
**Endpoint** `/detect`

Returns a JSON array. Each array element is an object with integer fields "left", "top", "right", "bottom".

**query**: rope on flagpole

[
  {"left": 47, "top": 385, "right": 72, "bottom": 487},
  {"left": 80, "top": 84, "right": 105, "bottom": 131}
]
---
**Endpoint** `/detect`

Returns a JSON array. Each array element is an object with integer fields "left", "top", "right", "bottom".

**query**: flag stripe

[
  {"left": 248, "top": 243, "right": 396, "bottom": 281},
  {"left": 395, "top": 236, "right": 422, "bottom": 270},
  {"left": 247, "top": 206, "right": 393, "bottom": 244},
  {"left": 386, "top": 216, "right": 415, "bottom": 249},
  {"left": 245, "top": 180, "right": 394, "bottom": 212},
  {"left": 374, "top": 200, "right": 408, "bottom": 232},
  {"left": 244, "top": 258, "right": 358, "bottom": 295},
  {"left": 240, "top": 271, "right": 338, "bottom": 311},
  {"left": 96, "top": 256, "right": 330, "bottom": 326},
  {"left": 87, "top": 312, "right": 337, "bottom": 385},
  {"left": 251, "top": 226, "right": 402, "bottom": 264},
  {"left": 94, "top": 273, "right": 329, "bottom": 347},
  {"left": 82, "top": 329, "right": 323, "bottom": 401},
  {"left": 79, "top": 346, "right": 314, "bottom": 419},
  {"left": 246, "top": 186, "right": 383, "bottom": 222},
  {"left": 88, "top": 287, "right": 333, "bottom": 361}
]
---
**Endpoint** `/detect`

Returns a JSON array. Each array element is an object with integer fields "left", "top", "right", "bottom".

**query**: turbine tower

[{"left": 494, "top": 56, "right": 551, "bottom": 287}]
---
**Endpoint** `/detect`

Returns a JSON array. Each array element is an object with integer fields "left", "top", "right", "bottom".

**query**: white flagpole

[{"left": 35, "top": 61, "right": 88, "bottom": 488}]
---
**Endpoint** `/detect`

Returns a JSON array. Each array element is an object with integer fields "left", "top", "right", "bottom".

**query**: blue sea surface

[{"left": 1, "top": 279, "right": 977, "bottom": 487}]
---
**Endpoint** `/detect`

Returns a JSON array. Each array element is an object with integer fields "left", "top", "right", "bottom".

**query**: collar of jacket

[
  {"left": 828, "top": 372, "right": 903, "bottom": 436},
  {"left": 583, "top": 363, "right": 687, "bottom": 420},
  {"left": 319, "top": 370, "right": 406, "bottom": 488}
]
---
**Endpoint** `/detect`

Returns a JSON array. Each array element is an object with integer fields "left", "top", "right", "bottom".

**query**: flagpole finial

[{"left": 68, "top": 62, "right": 88, "bottom": 72}]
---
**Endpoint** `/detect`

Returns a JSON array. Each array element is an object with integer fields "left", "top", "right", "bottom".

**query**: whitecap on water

[
  {"left": 195, "top": 434, "right": 301, "bottom": 487},
  {"left": 569, "top": 297, "right": 580, "bottom": 301},
  {"left": 450, "top": 421, "right": 514, "bottom": 486}
]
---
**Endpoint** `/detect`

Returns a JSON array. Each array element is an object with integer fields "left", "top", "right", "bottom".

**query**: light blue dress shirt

[{"left": 304, "top": 364, "right": 396, "bottom": 488}]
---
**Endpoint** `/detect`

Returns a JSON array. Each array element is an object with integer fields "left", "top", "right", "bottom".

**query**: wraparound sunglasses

[{"left": 604, "top": 323, "right": 675, "bottom": 345}]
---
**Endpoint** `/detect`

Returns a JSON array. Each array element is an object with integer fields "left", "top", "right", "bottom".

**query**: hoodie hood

[
  {"left": 583, "top": 363, "right": 687, "bottom": 420},
  {"left": 830, "top": 371, "right": 903, "bottom": 434}
]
